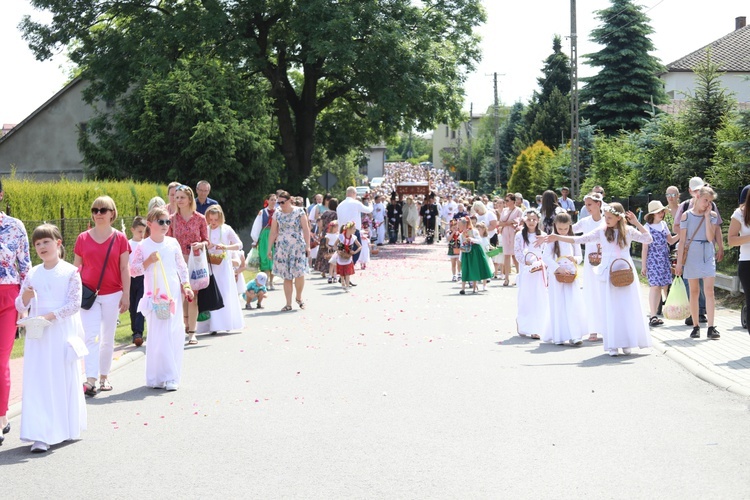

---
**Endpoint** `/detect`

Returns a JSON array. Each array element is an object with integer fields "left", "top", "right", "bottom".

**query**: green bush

[
  {"left": 459, "top": 181, "right": 475, "bottom": 193},
  {"left": 2, "top": 178, "right": 163, "bottom": 220}
]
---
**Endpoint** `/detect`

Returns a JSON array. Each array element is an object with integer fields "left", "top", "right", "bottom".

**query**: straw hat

[{"left": 647, "top": 200, "right": 667, "bottom": 215}]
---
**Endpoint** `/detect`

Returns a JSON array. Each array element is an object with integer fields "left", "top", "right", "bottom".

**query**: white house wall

[{"left": 662, "top": 72, "right": 750, "bottom": 102}]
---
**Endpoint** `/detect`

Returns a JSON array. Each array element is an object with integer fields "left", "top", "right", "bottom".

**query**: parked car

[
  {"left": 370, "top": 177, "right": 385, "bottom": 189},
  {"left": 355, "top": 186, "right": 371, "bottom": 197}
]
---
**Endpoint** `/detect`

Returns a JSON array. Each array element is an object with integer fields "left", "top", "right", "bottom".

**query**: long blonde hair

[{"left": 604, "top": 202, "right": 628, "bottom": 248}]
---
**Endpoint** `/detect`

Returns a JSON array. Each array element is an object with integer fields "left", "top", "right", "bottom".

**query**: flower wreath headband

[
  {"left": 342, "top": 221, "right": 356, "bottom": 231},
  {"left": 604, "top": 205, "right": 626, "bottom": 219},
  {"left": 584, "top": 193, "right": 604, "bottom": 203},
  {"left": 523, "top": 208, "right": 541, "bottom": 220}
]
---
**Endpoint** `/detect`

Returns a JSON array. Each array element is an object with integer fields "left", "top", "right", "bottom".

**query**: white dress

[
  {"left": 541, "top": 241, "right": 587, "bottom": 344},
  {"left": 574, "top": 227, "right": 653, "bottom": 351},
  {"left": 206, "top": 224, "right": 244, "bottom": 332},
  {"left": 359, "top": 231, "right": 371, "bottom": 264},
  {"left": 130, "top": 237, "right": 189, "bottom": 388},
  {"left": 514, "top": 231, "right": 549, "bottom": 336},
  {"left": 573, "top": 216, "right": 607, "bottom": 336},
  {"left": 16, "top": 261, "right": 87, "bottom": 445}
]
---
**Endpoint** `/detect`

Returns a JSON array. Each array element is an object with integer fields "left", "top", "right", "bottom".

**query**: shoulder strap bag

[
  {"left": 81, "top": 232, "right": 117, "bottom": 310},
  {"left": 680, "top": 214, "right": 706, "bottom": 268}
]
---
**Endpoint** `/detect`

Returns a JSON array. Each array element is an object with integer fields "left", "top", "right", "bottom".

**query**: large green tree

[
  {"left": 580, "top": 0, "right": 667, "bottom": 134},
  {"left": 22, "top": 0, "right": 485, "bottom": 191},
  {"left": 674, "top": 51, "right": 736, "bottom": 182}
]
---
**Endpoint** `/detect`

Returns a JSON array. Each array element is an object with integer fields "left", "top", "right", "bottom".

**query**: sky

[{"left": 1, "top": 0, "right": 748, "bottom": 124}]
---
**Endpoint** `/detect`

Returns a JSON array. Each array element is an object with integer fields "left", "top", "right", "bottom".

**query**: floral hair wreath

[
  {"left": 523, "top": 208, "right": 541, "bottom": 220},
  {"left": 341, "top": 221, "right": 356, "bottom": 231},
  {"left": 584, "top": 192, "right": 604, "bottom": 203},
  {"left": 604, "top": 205, "right": 626, "bottom": 219}
]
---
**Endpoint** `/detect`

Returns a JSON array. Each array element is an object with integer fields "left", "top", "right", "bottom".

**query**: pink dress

[{"left": 500, "top": 206, "right": 523, "bottom": 251}]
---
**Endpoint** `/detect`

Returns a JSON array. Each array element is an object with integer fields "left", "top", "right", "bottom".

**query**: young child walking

[
  {"left": 546, "top": 203, "right": 653, "bottom": 356},
  {"left": 541, "top": 213, "right": 586, "bottom": 346},
  {"left": 16, "top": 224, "right": 86, "bottom": 453},
  {"left": 337, "top": 222, "right": 361, "bottom": 291},
  {"left": 514, "top": 208, "right": 548, "bottom": 339},
  {"left": 128, "top": 216, "right": 147, "bottom": 346},
  {"left": 458, "top": 217, "right": 493, "bottom": 294},
  {"left": 447, "top": 219, "right": 462, "bottom": 281},
  {"left": 359, "top": 220, "right": 371, "bottom": 270},
  {"left": 325, "top": 220, "right": 339, "bottom": 283},
  {"left": 573, "top": 192, "right": 607, "bottom": 341},
  {"left": 641, "top": 201, "right": 680, "bottom": 327},
  {"left": 130, "top": 207, "right": 194, "bottom": 390}
]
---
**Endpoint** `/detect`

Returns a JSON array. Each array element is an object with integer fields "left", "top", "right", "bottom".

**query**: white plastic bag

[{"left": 188, "top": 249, "right": 210, "bottom": 291}]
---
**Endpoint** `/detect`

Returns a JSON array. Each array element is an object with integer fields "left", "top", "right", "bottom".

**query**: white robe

[
  {"left": 573, "top": 216, "right": 607, "bottom": 336},
  {"left": 541, "top": 241, "right": 587, "bottom": 344},
  {"left": 575, "top": 227, "right": 653, "bottom": 351},
  {"left": 205, "top": 224, "right": 245, "bottom": 332},
  {"left": 131, "top": 236, "right": 188, "bottom": 387},
  {"left": 514, "top": 232, "right": 549, "bottom": 337},
  {"left": 16, "top": 261, "right": 87, "bottom": 445}
]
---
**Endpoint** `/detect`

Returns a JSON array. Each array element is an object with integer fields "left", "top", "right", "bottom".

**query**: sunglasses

[
  {"left": 666, "top": 193, "right": 678, "bottom": 198},
  {"left": 278, "top": 199, "right": 288, "bottom": 205},
  {"left": 155, "top": 219, "right": 172, "bottom": 226},
  {"left": 91, "top": 207, "right": 112, "bottom": 215},
  {"left": 175, "top": 185, "right": 191, "bottom": 192}
]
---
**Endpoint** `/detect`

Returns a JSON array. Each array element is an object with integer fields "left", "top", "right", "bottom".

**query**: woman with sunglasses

[
  {"left": 168, "top": 185, "right": 209, "bottom": 345},
  {"left": 74, "top": 196, "right": 131, "bottom": 396},
  {"left": 266, "top": 191, "right": 311, "bottom": 311}
]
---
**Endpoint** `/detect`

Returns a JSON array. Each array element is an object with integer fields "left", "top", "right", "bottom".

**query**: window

[
  {"left": 445, "top": 126, "right": 449, "bottom": 137},
  {"left": 451, "top": 130, "right": 456, "bottom": 139}
]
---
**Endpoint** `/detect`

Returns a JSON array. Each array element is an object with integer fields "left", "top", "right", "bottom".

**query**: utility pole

[
  {"left": 493, "top": 73, "right": 501, "bottom": 189},
  {"left": 467, "top": 103, "right": 473, "bottom": 183},
  {"left": 570, "top": 0, "right": 580, "bottom": 198}
]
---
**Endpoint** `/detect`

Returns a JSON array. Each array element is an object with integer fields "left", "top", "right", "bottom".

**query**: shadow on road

[{"left": 0, "top": 439, "right": 79, "bottom": 465}]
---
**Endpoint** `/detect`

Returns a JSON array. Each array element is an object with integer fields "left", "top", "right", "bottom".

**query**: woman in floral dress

[{"left": 267, "top": 191, "right": 311, "bottom": 311}]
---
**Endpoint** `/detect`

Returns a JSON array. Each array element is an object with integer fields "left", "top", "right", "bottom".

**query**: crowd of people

[{"left": 1, "top": 166, "right": 748, "bottom": 455}]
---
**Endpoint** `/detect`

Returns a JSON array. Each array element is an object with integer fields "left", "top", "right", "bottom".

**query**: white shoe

[
  {"left": 451, "top": 275, "right": 457, "bottom": 282},
  {"left": 571, "top": 339, "right": 583, "bottom": 346},
  {"left": 608, "top": 349, "right": 619, "bottom": 357},
  {"left": 165, "top": 381, "right": 179, "bottom": 391},
  {"left": 31, "top": 441, "right": 49, "bottom": 453},
  {"left": 622, "top": 348, "right": 632, "bottom": 355}
]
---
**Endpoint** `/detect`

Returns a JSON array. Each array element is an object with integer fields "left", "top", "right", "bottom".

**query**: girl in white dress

[
  {"left": 541, "top": 213, "right": 585, "bottom": 346},
  {"left": 572, "top": 192, "right": 607, "bottom": 341},
  {"left": 16, "top": 224, "right": 86, "bottom": 453},
  {"left": 514, "top": 209, "right": 548, "bottom": 339},
  {"left": 325, "top": 221, "right": 340, "bottom": 283},
  {"left": 130, "top": 207, "right": 194, "bottom": 390},
  {"left": 204, "top": 205, "right": 244, "bottom": 333},
  {"left": 546, "top": 203, "right": 653, "bottom": 356}
]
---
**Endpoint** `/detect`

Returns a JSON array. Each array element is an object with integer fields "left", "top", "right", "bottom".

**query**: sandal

[
  {"left": 530, "top": 334, "right": 541, "bottom": 340},
  {"left": 83, "top": 381, "right": 98, "bottom": 397},
  {"left": 296, "top": 299, "right": 305, "bottom": 310},
  {"left": 649, "top": 316, "right": 663, "bottom": 327},
  {"left": 187, "top": 332, "right": 198, "bottom": 345},
  {"left": 281, "top": 305, "right": 293, "bottom": 312},
  {"left": 99, "top": 379, "right": 113, "bottom": 392},
  {"left": 588, "top": 334, "right": 600, "bottom": 342}
]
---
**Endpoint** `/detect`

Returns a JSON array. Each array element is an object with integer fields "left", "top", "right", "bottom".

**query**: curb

[
  {"left": 5, "top": 346, "right": 147, "bottom": 421},
  {"left": 651, "top": 337, "right": 750, "bottom": 398}
]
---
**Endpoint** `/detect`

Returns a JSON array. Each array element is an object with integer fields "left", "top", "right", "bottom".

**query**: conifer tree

[{"left": 580, "top": 0, "right": 667, "bottom": 134}]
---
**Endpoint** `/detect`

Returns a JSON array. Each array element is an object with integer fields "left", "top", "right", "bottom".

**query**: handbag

[
  {"left": 81, "top": 232, "right": 117, "bottom": 310},
  {"left": 149, "top": 256, "right": 175, "bottom": 320},
  {"left": 197, "top": 261, "right": 224, "bottom": 313}
]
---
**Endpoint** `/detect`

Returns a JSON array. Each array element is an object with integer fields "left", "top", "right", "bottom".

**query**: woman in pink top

[
  {"left": 499, "top": 193, "right": 523, "bottom": 286},
  {"left": 168, "top": 185, "right": 209, "bottom": 344},
  {"left": 74, "top": 196, "right": 131, "bottom": 396},
  {"left": 0, "top": 180, "right": 31, "bottom": 445}
]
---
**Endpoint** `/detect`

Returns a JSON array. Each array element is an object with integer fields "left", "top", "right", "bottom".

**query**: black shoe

[
  {"left": 699, "top": 314, "right": 707, "bottom": 323},
  {"left": 2, "top": 423, "right": 9, "bottom": 434},
  {"left": 349, "top": 281, "right": 357, "bottom": 287},
  {"left": 707, "top": 326, "right": 720, "bottom": 340},
  {"left": 690, "top": 326, "right": 700, "bottom": 339},
  {"left": 685, "top": 316, "right": 694, "bottom": 326}
]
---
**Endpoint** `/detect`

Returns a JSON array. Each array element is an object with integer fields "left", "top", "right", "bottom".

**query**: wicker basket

[
  {"left": 208, "top": 252, "right": 226, "bottom": 266},
  {"left": 524, "top": 252, "right": 543, "bottom": 273},
  {"left": 555, "top": 272, "right": 576, "bottom": 284},
  {"left": 610, "top": 258, "right": 634, "bottom": 287},
  {"left": 587, "top": 244, "right": 602, "bottom": 266}
]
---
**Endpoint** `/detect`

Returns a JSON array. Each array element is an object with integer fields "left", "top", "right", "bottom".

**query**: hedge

[{"left": 1, "top": 178, "right": 164, "bottom": 220}]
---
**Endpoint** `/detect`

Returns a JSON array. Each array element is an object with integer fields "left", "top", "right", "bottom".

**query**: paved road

[{"left": 2, "top": 243, "right": 749, "bottom": 498}]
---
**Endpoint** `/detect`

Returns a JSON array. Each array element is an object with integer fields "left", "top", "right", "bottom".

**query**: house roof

[
  {"left": 0, "top": 77, "right": 83, "bottom": 145},
  {"left": 665, "top": 24, "right": 750, "bottom": 73}
]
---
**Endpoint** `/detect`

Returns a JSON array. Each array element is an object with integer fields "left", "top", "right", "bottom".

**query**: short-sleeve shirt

[
  {"left": 0, "top": 213, "right": 31, "bottom": 285},
  {"left": 196, "top": 197, "right": 218, "bottom": 215},
  {"left": 246, "top": 280, "right": 267, "bottom": 294},
  {"left": 75, "top": 230, "right": 130, "bottom": 295},
  {"left": 732, "top": 208, "right": 750, "bottom": 261},
  {"left": 169, "top": 211, "right": 209, "bottom": 255}
]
